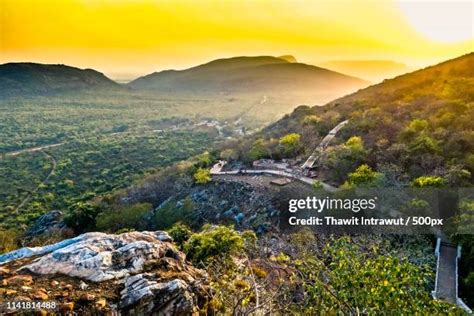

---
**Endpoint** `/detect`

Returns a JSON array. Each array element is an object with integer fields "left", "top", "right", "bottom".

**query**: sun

[{"left": 398, "top": 0, "right": 473, "bottom": 43}]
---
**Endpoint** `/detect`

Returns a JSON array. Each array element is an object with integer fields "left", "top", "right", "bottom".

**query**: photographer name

[{"left": 289, "top": 216, "right": 443, "bottom": 227}]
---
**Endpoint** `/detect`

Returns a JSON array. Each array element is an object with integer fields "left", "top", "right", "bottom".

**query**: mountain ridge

[
  {"left": 0, "top": 62, "right": 121, "bottom": 98},
  {"left": 127, "top": 55, "right": 368, "bottom": 94}
]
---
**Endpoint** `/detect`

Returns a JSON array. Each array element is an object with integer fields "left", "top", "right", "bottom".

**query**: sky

[{"left": 0, "top": 0, "right": 472, "bottom": 80}]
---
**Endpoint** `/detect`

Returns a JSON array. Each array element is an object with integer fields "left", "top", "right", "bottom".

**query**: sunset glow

[{"left": 1, "top": 0, "right": 472, "bottom": 79}]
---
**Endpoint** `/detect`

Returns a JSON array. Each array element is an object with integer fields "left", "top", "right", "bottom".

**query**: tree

[
  {"left": 193, "top": 167, "right": 211, "bottom": 184},
  {"left": 345, "top": 136, "right": 364, "bottom": 153},
  {"left": 64, "top": 202, "right": 101, "bottom": 233},
  {"left": 220, "top": 148, "right": 238, "bottom": 161},
  {"left": 248, "top": 139, "right": 270, "bottom": 161},
  {"left": 302, "top": 115, "right": 321, "bottom": 126},
  {"left": 279, "top": 133, "right": 302, "bottom": 157},
  {"left": 399, "top": 119, "right": 429, "bottom": 142}
]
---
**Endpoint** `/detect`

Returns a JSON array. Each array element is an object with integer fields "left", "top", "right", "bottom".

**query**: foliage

[
  {"left": 184, "top": 225, "right": 249, "bottom": 267},
  {"left": 279, "top": 133, "right": 302, "bottom": 157},
  {"left": 295, "top": 235, "right": 462, "bottom": 314},
  {"left": 193, "top": 168, "right": 211, "bottom": 184},
  {"left": 219, "top": 148, "right": 238, "bottom": 161},
  {"left": 346, "top": 164, "right": 383, "bottom": 187},
  {"left": 167, "top": 222, "right": 193, "bottom": 249},
  {"left": 63, "top": 202, "right": 101, "bottom": 233},
  {"left": 320, "top": 136, "right": 367, "bottom": 183},
  {"left": 345, "top": 136, "right": 364, "bottom": 153},
  {"left": 449, "top": 199, "right": 474, "bottom": 306},
  {"left": 248, "top": 139, "right": 270, "bottom": 161},
  {"left": 154, "top": 198, "right": 194, "bottom": 230},
  {"left": 312, "top": 180, "right": 323, "bottom": 189},
  {"left": 95, "top": 203, "right": 152, "bottom": 233},
  {"left": 411, "top": 175, "right": 446, "bottom": 187},
  {"left": 0, "top": 229, "right": 20, "bottom": 254},
  {"left": 302, "top": 115, "right": 321, "bottom": 126}
]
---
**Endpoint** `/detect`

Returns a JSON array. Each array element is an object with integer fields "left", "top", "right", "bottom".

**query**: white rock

[{"left": 0, "top": 231, "right": 175, "bottom": 282}]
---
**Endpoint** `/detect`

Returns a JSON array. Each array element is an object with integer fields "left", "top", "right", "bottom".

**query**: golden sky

[{"left": 0, "top": 0, "right": 472, "bottom": 80}]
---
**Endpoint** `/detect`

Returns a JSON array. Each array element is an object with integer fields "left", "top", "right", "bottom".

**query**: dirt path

[
  {"left": 1, "top": 143, "right": 63, "bottom": 158},
  {"left": 14, "top": 151, "right": 57, "bottom": 212}
]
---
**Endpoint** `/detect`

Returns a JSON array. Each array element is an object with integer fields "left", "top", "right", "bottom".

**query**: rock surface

[
  {"left": 26, "top": 210, "right": 66, "bottom": 238},
  {"left": 0, "top": 231, "right": 208, "bottom": 314}
]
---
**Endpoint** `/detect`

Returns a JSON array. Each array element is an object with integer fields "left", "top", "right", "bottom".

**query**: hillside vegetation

[{"left": 235, "top": 52, "right": 474, "bottom": 186}]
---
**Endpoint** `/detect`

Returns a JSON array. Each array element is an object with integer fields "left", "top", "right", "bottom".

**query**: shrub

[
  {"left": 64, "top": 202, "right": 101, "bottom": 233},
  {"left": 248, "top": 139, "right": 269, "bottom": 161},
  {"left": 347, "top": 164, "right": 383, "bottom": 187},
  {"left": 411, "top": 176, "right": 446, "bottom": 187},
  {"left": 0, "top": 229, "right": 20, "bottom": 253},
  {"left": 194, "top": 168, "right": 211, "bottom": 184},
  {"left": 312, "top": 180, "right": 323, "bottom": 189},
  {"left": 279, "top": 133, "right": 302, "bottom": 157},
  {"left": 184, "top": 225, "right": 246, "bottom": 267},
  {"left": 167, "top": 222, "right": 193, "bottom": 249}
]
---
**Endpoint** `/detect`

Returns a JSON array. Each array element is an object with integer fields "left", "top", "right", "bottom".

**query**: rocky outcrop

[
  {"left": 149, "top": 179, "right": 278, "bottom": 234},
  {"left": 26, "top": 210, "right": 66, "bottom": 238},
  {"left": 0, "top": 231, "right": 208, "bottom": 314}
]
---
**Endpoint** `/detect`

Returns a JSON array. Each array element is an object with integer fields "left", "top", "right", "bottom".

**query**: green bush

[
  {"left": 64, "top": 202, "right": 101, "bottom": 233},
  {"left": 347, "top": 164, "right": 383, "bottom": 187},
  {"left": 411, "top": 176, "right": 446, "bottom": 187},
  {"left": 184, "top": 225, "right": 247, "bottom": 267},
  {"left": 167, "top": 222, "right": 193, "bottom": 249},
  {"left": 193, "top": 168, "right": 211, "bottom": 184},
  {"left": 279, "top": 133, "right": 302, "bottom": 157}
]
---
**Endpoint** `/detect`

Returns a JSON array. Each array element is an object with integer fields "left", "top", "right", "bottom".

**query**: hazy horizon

[{"left": 1, "top": 0, "right": 472, "bottom": 81}]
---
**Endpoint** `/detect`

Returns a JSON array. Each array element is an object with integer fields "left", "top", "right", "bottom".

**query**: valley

[{"left": 0, "top": 53, "right": 473, "bottom": 313}]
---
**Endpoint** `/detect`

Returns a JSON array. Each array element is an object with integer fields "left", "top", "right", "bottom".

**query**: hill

[
  {"left": 0, "top": 63, "right": 120, "bottom": 98},
  {"left": 320, "top": 60, "right": 412, "bottom": 83},
  {"left": 237, "top": 52, "right": 474, "bottom": 185},
  {"left": 128, "top": 56, "right": 368, "bottom": 98}
]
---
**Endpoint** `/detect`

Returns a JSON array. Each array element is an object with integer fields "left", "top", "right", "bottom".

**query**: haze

[{"left": 1, "top": 0, "right": 472, "bottom": 81}]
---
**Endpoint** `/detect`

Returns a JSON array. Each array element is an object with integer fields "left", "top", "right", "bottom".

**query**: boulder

[
  {"left": 0, "top": 231, "right": 209, "bottom": 314},
  {"left": 26, "top": 210, "right": 66, "bottom": 237}
]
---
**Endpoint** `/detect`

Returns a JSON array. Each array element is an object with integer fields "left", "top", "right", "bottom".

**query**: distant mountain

[
  {"left": 0, "top": 63, "right": 120, "bottom": 98},
  {"left": 320, "top": 60, "right": 412, "bottom": 83},
  {"left": 128, "top": 56, "right": 368, "bottom": 99}
]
